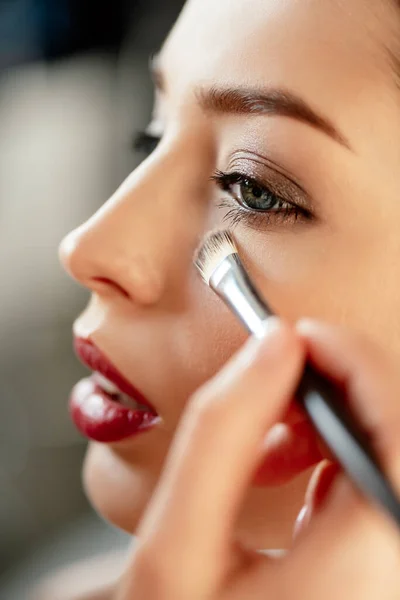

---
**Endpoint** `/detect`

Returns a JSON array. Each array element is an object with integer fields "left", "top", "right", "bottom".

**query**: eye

[
  {"left": 229, "top": 176, "right": 288, "bottom": 212},
  {"left": 132, "top": 129, "right": 161, "bottom": 156},
  {"left": 211, "top": 170, "right": 312, "bottom": 230}
]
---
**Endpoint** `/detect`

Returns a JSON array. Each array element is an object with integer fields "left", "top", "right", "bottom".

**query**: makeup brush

[{"left": 194, "top": 229, "right": 400, "bottom": 529}]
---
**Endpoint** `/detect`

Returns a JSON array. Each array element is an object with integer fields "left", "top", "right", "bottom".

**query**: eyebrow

[{"left": 149, "top": 56, "right": 351, "bottom": 150}]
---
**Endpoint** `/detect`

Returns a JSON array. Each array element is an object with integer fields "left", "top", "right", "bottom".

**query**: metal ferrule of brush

[{"left": 208, "top": 254, "right": 274, "bottom": 337}]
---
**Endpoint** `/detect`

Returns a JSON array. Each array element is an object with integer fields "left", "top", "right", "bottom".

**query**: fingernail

[
  {"left": 295, "top": 318, "right": 337, "bottom": 343},
  {"left": 305, "top": 460, "right": 341, "bottom": 512},
  {"left": 294, "top": 317, "right": 330, "bottom": 338},
  {"left": 293, "top": 461, "right": 340, "bottom": 542},
  {"left": 293, "top": 503, "right": 311, "bottom": 541},
  {"left": 255, "top": 316, "right": 283, "bottom": 339},
  {"left": 254, "top": 317, "right": 293, "bottom": 366},
  {"left": 312, "top": 462, "right": 341, "bottom": 511},
  {"left": 240, "top": 317, "right": 285, "bottom": 364},
  {"left": 295, "top": 317, "right": 315, "bottom": 330},
  {"left": 295, "top": 317, "right": 322, "bottom": 336},
  {"left": 304, "top": 460, "right": 330, "bottom": 506}
]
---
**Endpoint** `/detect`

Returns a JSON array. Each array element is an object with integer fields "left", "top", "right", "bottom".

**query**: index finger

[
  {"left": 136, "top": 319, "right": 304, "bottom": 582},
  {"left": 296, "top": 319, "right": 400, "bottom": 499}
]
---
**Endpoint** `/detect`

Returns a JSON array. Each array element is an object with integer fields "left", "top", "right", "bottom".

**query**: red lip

[{"left": 69, "top": 337, "right": 160, "bottom": 443}]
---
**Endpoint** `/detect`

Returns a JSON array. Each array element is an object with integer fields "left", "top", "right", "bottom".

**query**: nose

[{"left": 59, "top": 145, "right": 209, "bottom": 306}]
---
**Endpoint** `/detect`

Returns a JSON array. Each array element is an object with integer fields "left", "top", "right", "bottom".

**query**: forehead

[{"left": 160, "top": 0, "right": 396, "bottom": 132}]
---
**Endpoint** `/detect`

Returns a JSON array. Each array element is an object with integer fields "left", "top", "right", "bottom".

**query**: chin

[
  {"left": 82, "top": 442, "right": 158, "bottom": 534},
  {"left": 82, "top": 441, "right": 315, "bottom": 552}
]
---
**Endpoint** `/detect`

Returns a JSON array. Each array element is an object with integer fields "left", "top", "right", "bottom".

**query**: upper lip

[{"left": 73, "top": 337, "right": 158, "bottom": 415}]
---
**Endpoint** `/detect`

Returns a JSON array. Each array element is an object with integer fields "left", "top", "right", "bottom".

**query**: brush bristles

[{"left": 194, "top": 230, "right": 238, "bottom": 284}]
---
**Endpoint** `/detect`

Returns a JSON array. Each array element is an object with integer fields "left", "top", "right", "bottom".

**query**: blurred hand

[{"left": 115, "top": 318, "right": 400, "bottom": 599}]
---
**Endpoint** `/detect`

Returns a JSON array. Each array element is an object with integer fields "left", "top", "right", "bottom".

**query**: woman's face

[{"left": 60, "top": 0, "right": 400, "bottom": 549}]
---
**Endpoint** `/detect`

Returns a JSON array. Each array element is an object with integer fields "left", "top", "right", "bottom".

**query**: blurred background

[{"left": 0, "top": 1, "right": 184, "bottom": 597}]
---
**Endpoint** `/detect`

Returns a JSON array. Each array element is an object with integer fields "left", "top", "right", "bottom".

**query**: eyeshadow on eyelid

[{"left": 225, "top": 156, "right": 315, "bottom": 213}]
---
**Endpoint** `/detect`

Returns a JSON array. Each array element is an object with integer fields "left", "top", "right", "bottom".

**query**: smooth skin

[
  {"left": 59, "top": 0, "right": 400, "bottom": 551},
  {"left": 116, "top": 318, "right": 400, "bottom": 599},
  {"left": 53, "top": 0, "right": 400, "bottom": 596}
]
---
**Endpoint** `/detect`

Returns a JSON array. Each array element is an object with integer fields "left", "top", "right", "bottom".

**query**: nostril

[{"left": 92, "top": 277, "right": 130, "bottom": 299}]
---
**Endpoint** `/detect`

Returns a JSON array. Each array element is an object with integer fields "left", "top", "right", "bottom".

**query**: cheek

[
  {"left": 233, "top": 228, "right": 331, "bottom": 321},
  {"left": 235, "top": 222, "right": 400, "bottom": 360},
  {"left": 80, "top": 285, "right": 248, "bottom": 532},
  {"left": 182, "top": 280, "right": 248, "bottom": 379}
]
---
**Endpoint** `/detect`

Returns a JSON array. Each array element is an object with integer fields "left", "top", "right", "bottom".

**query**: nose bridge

[{"left": 60, "top": 145, "right": 209, "bottom": 306}]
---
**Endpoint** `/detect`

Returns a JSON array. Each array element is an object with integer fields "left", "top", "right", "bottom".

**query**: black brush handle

[
  {"left": 211, "top": 252, "right": 400, "bottom": 529},
  {"left": 296, "top": 363, "right": 400, "bottom": 528}
]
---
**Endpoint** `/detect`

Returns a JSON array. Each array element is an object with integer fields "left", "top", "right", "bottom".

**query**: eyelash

[
  {"left": 211, "top": 170, "right": 311, "bottom": 229},
  {"left": 132, "top": 129, "right": 312, "bottom": 229},
  {"left": 132, "top": 130, "right": 161, "bottom": 155}
]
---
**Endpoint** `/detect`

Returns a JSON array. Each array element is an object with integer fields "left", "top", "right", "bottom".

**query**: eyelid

[
  {"left": 212, "top": 169, "right": 305, "bottom": 211},
  {"left": 212, "top": 166, "right": 316, "bottom": 231},
  {"left": 221, "top": 161, "right": 313, "bottom": 215}
]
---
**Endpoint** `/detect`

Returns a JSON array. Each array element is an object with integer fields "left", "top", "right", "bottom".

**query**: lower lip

[{"left": 69, "top": 377, "right": 160, "bottom": 443}]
